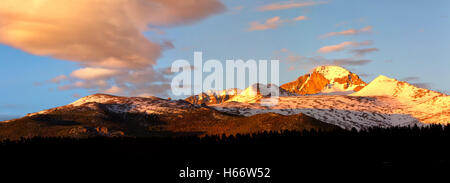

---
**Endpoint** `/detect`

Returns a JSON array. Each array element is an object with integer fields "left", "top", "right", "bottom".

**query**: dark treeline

[
  {"left": 1, "top": 125, "right": 449, "bottom": 181},
  {"left": 1, "top": 124, "right": 450, "bottom": 146}
]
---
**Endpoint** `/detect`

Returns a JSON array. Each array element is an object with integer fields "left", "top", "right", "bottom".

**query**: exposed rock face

[
  {"left": 185, "top": 88, "right": 241, "bottom": 105},
  {"left": 281, "top": 72, "right": 329, "bottom": 95},
  {"left": 281, "top": 66, "right": 367, "bottom": 95}
]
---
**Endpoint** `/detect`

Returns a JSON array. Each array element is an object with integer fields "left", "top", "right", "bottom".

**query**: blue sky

[{"left": 0, "top": 0, "right": 449, "bottom": 118}]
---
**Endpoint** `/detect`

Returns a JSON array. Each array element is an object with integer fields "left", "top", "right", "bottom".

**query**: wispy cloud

[
  {"left": 226, "top": 5, "right": 245, "bottom": 15},
  {"left": 258, "top": 1, "right": 326, "bottom": 11},
  {"left": 288, "top": 66, "right": 296, "bottom": 71},
  {"left": 350, "top": 48, "right": 379, "bottom": 56},
  {"left": 320, "top": 26, "right": 373, "bottom": 38},
  {"left": 248, "top": 16, "right": 283, "bottom": 31},
  {"left": 276, "top": 48, "right": 372, "bottom": 72},
  {"left": 317, "top": 41, "right": 372, "bottom": 53},
  {"left": 70, "top": 67, "right": 121, "bottom": 80},
  {"left": 331, "top": 58, "right": 372, "bottom": 66},
  {"left": 411, "top": 82, "right": 431, "bottom": 89},
  {"left": 0, "top": 0, "right": 224, "bottom": 96},
  {"left": 401, "top": 77, "right": 432, "bottom": 89},
  {"left": 401, "top": 76, "right": 420, "bottom": 82},
  {"left": 248, "top": 15, "right": 307, "bottom": 31},
  {"left": 102, "top": 85, "right": 125, "bottom": 95},
  {"left": 294, "top": 16, "right": 307, "bottom": 21},
  {"left": 50, "top": 75, "right": 68, "bottom": 84}
]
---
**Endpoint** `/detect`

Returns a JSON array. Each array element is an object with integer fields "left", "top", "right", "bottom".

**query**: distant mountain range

[{"left": 1, "top": 65, "right": 449, "bottom": 139}]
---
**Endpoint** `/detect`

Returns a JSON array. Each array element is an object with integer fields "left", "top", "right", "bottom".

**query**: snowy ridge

[
  {"left": 211, "top": 75, "right": 449, "bottom": 129},
  {"left": 24, "top": 94, "right": 198, "bottom": 118},
  {"left": 351, "top": 75, "right": 444, "bottom": 103},
  {"left": 72, "top": 94, "right": 196, "bottom": 115},
  {"left": 204, "top": 88, "right": 242, "bottom": 96},
  {"left": 212, "top": 95, "right": 421, "bottom": 129},
  {"left": 351, "top": 75, "right": 450, "bottom": 124},
  {"left": 227, "top": 83, "right": 297, "bottom": 103},
  {"left": 185, "top": 88, "right": 242, "bottom": 104}
]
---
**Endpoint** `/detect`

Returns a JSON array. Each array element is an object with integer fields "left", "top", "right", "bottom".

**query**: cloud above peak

[
  {"left": 350, "top": 48, "right": 379, "bottom": 56},
  {"left": 0, "top": 0, "right": 224, "bottom": 96},
  {"left": 248, "top": 15, "right": 307, "bottom": 31},
  {"left": 70, "top": 67, "right": 121, "bottom": 80},
  {"left": 320, "top": 26, "right": 373, "bottom": 38},
  {"left": 258, "top": 1, "right": 327, "bottom": 11},
  {"left": 317, "top": 41, "right": 372, "bottom": 53}
]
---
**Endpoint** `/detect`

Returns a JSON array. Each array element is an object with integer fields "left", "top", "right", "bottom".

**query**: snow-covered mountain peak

[
  {"left": 351, "top": 75, "right": 445, "bottom": 103},
  {"left": 312, "top": 65, "right": 351, "bottom": 81},
  {"left": 348, "top": 74, "right": 449, "bottom": 124},
  {"left": 350, "top": 75, "right": 399, "bottom": 97},
  {"left": 372, "top": 75, "right": 396, "bottom": 83},
  {"left": 281, "top": 65, "right": 367, "bottom": 95}
]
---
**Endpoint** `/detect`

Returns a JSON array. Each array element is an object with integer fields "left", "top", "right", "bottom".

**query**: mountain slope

[
  {"left": 0, "top": 94, "right": 338, "bottom": 140},
  {"left": 281, "top": 66, "right": 367, "bottom": 95},
  {"left": 351, "top": 75, "right": 450, "bottom": 124},
  {"left": 211, "top": 95, "right": 422, "bottom": 129},
  {"left": 211, "top": 75, "right": 449, "bottom": 129},
  {"left": 350, "top": 75, "right": 444, "bottom": 103}
]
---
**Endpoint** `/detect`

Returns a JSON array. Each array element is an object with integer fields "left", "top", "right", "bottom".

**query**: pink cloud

[
  {"left": 258, "top": 1, "right": 326, "bottom": 11},
  {"left": 320, "top": 26, "right": 373, "bottom": 38},
  {"left": 248, "top": 16, "right": 283, "bottom": 31},
  {"left": 248, "top": 16, "right": 307, "bottom": 31},
  {"left": 294, "top": 16, "right": 307, "bottom": 21},
  {"left": 70, "top": 67, "right": 121, "bottom": 80},
  {"left": 317, "top": 41, "right": 372, "bottom": 53},
  {"left": 102, "top": 86, "right": 125, "bottom": 95},
  {"left": 50, "top": 75, "right": 68, "bottom": 84}
]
